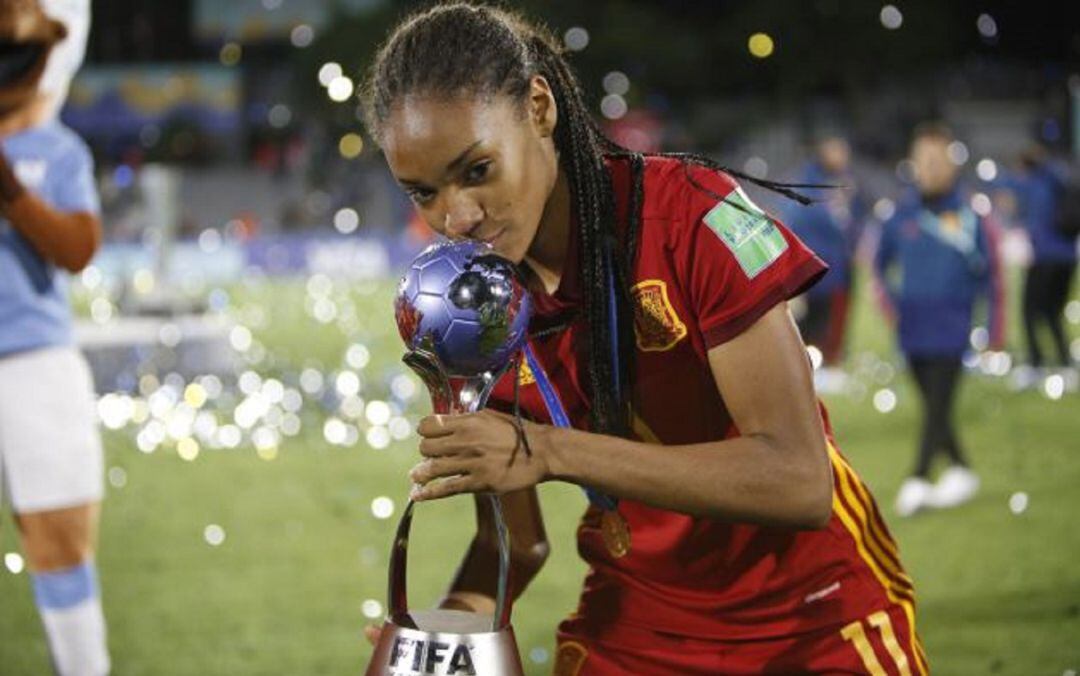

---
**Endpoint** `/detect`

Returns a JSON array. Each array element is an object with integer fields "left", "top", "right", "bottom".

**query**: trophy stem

[{"left": 394, "top": 352, "right": 520, "bottom": 632}]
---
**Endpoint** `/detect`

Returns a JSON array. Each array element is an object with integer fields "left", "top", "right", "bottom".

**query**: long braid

[
  {"left": 362, "top": 3, "right": 822, "bottom": 439},
  {"left": 532, "top": 41, "right": 625, "bottom": 435}
]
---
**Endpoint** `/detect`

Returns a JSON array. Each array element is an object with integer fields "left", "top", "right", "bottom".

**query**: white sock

[{"left": 31, "top": 562, "right": 110, "bottom": 676}]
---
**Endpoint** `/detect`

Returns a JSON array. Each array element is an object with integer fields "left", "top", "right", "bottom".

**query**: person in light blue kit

[
  {"left": 783, "top": 134, "right": 868, "bottom": 381},
  {"left": 0, "top": 0, "right": 110, "bottom": 673},
  {"left": 874, "top": 123, "right": 1005, "bottom": 518}
]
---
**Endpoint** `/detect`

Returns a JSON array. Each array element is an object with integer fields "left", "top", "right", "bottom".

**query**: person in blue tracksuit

[
  {"left": 874, "top": 123, "right": 1005, "bottom": 517},
  {"left": 1001, "top": 145, "right": 1077, "bottom": 372},
  {"left": 784, "top": 135, "right": 869, "bottom": 367}
]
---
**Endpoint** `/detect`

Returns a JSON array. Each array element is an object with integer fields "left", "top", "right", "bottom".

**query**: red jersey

[{"left": 487, "top": 156, "right": 924, "bottom": 671}]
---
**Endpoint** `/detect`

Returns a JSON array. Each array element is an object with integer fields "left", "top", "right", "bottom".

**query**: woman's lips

[{"left": 478, "top": 228, "right": 505, "bottom": 245}]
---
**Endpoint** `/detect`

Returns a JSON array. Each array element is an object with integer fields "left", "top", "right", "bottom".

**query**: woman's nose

[{"left": 443, "top": 191, "right": 484, "bottom": 239}]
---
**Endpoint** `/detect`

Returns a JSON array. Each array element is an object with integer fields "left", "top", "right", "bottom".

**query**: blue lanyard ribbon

[{"left": 521, "top": 249, "right": 620, "bottom": 511}]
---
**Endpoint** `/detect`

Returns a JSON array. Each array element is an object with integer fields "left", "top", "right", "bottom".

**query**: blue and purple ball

[{"left": 395, "top": 241, "right": 532, "bottom": 376}]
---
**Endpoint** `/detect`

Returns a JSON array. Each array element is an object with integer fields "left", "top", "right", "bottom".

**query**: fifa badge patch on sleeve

[{"left": 702, "top": 186, "right": 788, "bottom": 278}]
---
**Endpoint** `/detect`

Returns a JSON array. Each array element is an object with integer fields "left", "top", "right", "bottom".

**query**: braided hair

[{"left": 363, "top": 3, "right": 821, "bottom": 439}]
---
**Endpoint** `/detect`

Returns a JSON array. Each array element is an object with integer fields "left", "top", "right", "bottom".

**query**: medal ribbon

[
  {"left": 521, "top": 249, "right": 621, "bottom": 511},
  {"left": 522, "top": 344, "right": 619, "bottom": 511}
]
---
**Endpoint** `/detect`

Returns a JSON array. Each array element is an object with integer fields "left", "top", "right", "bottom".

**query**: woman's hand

[
  {"left": 409, "top": 410, "right": 552, "bottom": 500},
  {"left": 363, "top": 624, "right": 383, "bottom": 646}
]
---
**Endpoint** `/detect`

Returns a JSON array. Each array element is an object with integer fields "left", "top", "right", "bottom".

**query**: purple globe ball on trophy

[{"left": 395, "top": 240, "right": 531, "bottom": 378}]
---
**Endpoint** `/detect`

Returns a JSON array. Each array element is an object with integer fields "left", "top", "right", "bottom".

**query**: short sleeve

[
  {"left": 678, "top": 167, "right": 827, "bottom": 348},
  {"left": 47, "top": 135, "right": 100, "bottom": 215}
]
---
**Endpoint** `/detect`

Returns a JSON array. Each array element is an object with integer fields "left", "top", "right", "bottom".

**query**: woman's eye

[
  {"left": 464, "top": 162, "right": 490, "bottom": 184},
  {"left": 408, "top": 188, "right": 435, "bottom": 205}
]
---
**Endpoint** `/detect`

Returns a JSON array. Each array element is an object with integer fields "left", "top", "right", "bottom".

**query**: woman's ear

[{"left": 529, "top": 75, "right": 557, "bottom": 138}]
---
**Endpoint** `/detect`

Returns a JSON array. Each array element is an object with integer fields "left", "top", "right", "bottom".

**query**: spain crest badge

[{"left": 630, "top": 279, "right": 687, "bottom": 351}]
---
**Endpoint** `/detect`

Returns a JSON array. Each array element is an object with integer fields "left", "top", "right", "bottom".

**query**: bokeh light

[
  {"left": 204, "top": 524, "right": 226, "bottom": 547},
  {"left": 318, "top": 62, "right": 342, "bottom": 87},
  {"left": 976, "top": 13, "right": 998, "bottom": 39},
  {"left": 873, "top": 198, "right": 896, "bottom": 221},
  {"left": 333, "top": 208, "right": 360, "bottom": 234},
  {"left": 371, "top": 497, "right": 395, "bottom": 520},
  {"left": 219, "top": 42, "right": 241, "bottom": 66},
  {"left": 976, "top": 158, "right": 998, "bottom": 181},
  {"left": 1008, "top": 492, "right": 1029, "bottom": 515},
  {"left": 290, "top": 23, "right": 314, "bottom": 47},
  {"left": 743, "top": 156, "right": 768, "bottom": 178},
  {"left": 600, "top": 94, "right": 627, "bottom": 120},
  {"left": 327, "top": 76, "right": 355, "bottom": 103},
  {"left": 563, "top": 26, "right": 589, "bottom": 51},
  {"left": 873, "top": 388, "right": 897, "bottom": 413},
  {"left": 748, "top": 32, "right": 775, "bottom": 58},
  {"left": 946, "top": 141, "right": 969, "bottom": 165},
  {"left": 880, "top": 5, "right": 903, "bottom": 30},
  {"left": 338, "top": 132, "right": 364, "bottom": 159},
  {"left": 4, "top": 552, "right": 25, "bottom": 575},
  {"left": 1043, "top": 374, "right": 1065, "bottom": 401},
  {"left": 361, "top": 599, "right": 384, "bottom": 619},
  {"left": 108, "top": 466, "right": 128, "bottom": 489},
  {"left": 602, "top": 71, "right": 630, "bottom": 96}
]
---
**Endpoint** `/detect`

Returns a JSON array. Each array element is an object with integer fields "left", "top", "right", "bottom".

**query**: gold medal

[{"left": 600, "top": 509, "right": 631, "bottom": 558}]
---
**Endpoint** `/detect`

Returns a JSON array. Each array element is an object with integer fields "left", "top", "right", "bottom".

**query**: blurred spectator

[
  {"left": 782, "top": 134, "right": 868, "bottom": 384},
  {"left": 874, "top": 123, "right": 1005, "bottom": 518},
  {"left": 998, "top": 143, "right": 1078, "bottom": 381}
]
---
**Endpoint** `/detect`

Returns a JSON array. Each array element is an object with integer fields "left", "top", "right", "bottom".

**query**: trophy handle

[
  {"left": 387, "top": 494, "right": 512, "bottom": 632},
  {"left": 402, "top": 349, "right": 453, "bottom": 413},
  {"left": 388, "top": 354, "right": 520, "bottom": 632}
]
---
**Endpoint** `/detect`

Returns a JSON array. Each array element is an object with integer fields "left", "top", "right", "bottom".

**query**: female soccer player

[
  {"left": 0, "top": 1, "right": 109, "bottom": 674},
  {"left": 363, "top": 4, "right": 925, "bottom": 674}
]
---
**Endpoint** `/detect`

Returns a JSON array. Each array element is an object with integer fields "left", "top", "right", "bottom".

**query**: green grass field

[{"left": 1, "top": 271, "right": 1078, "bottom": 675}]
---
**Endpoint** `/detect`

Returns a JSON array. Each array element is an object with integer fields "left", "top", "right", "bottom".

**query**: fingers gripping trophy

[{"left": 365, "top": 241, "right": 531, "bottom": 676}]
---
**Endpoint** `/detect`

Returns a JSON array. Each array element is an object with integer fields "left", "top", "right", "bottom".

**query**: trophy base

[
  {"left": 406, "top": 609, "right": 497, "bottom": 634},
  {"left": 365, "top": 610, "right": 524, "bottom": 675}
]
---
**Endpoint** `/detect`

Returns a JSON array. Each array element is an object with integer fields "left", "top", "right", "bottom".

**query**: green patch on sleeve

[{"left": 702, "top": 187, "right": 789, "bottom": 278}]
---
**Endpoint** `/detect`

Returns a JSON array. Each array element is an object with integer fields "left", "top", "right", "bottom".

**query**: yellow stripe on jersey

[
  {"left": 827, "top": 443, "right": 929, "bottom": 676},
  {"left": 831, "top": 453, "right": 913, "bottom": 591},
  {"left": 631, "top": 413, "right": 662, "bottom": 444},
  {"left": 627, "top": 418, "right": 928, "bottom": 673},
  {"left": 832, "top": 450, "right": 904, "bottom": 564}
]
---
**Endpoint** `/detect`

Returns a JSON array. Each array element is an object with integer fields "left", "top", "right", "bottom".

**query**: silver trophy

[{"left": 365, "top": 241, "right": 531, "bottom": 676}]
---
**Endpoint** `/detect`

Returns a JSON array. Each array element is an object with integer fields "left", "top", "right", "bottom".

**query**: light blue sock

[{"left": 31, "top": 561, "right": 110, "bottom": 676}]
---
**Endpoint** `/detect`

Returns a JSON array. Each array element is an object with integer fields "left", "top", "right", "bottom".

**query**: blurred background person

[
  {"left": 783, "top": 133, "right": 869, "bottom": 391},
  {"left": 999, "top": 142, "right": 1078, "bottom": 387},
  {"left": 0, "top": 0, "right": 109, "bottom": 674},
  {"left": 874, "top": 123, "right": 1005, "bottom": 518}
]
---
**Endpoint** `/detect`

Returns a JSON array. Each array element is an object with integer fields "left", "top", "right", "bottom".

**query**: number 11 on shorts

[{"left": 840, "top": 610, "right": 912, "bottom": 676}]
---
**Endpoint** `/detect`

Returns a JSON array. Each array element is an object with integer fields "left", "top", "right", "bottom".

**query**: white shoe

[
  {"left": 894, "top": 477, "right": 934, "bottom": 517},
  {"left": 929, "top": 466, "right": 980, "bottom": 509}
]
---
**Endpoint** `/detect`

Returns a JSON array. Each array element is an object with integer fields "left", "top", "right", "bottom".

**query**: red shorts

[{"left": 554, "top": 603, "right": 928, "bottom": 675}]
